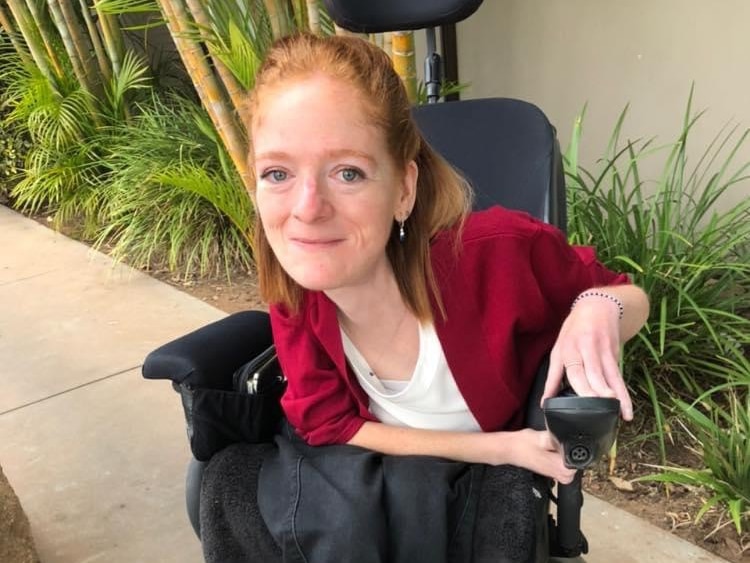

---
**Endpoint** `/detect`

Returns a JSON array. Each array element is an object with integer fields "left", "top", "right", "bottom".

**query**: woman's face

[{"left": 252, "top": 74, "right": 417, "bottom": 294}]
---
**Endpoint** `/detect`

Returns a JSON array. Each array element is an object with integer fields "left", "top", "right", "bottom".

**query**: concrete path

[{"left": 0, "top": 205, "right": 727, "bottom": 562}]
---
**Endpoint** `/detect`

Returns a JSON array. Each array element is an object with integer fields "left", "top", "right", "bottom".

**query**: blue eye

[
  {"left": 261, "top": 169, "right": 288, "bottom": 183},
  {"left": 339, "top": 168, "right": 363, "bottom": 182}
]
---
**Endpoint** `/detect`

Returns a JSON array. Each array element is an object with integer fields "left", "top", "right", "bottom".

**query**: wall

[{"left": 454, "top": 0, "right": 750, "bottom": 205}]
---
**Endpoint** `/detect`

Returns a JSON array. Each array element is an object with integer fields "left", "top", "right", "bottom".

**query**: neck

[{"left": 325, "top": 265, "right": 407, "bottom": 331}]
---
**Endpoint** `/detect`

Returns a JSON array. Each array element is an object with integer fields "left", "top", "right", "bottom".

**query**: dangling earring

[{"left": 399, "top": 219, "right": 406, "bottom": 243}]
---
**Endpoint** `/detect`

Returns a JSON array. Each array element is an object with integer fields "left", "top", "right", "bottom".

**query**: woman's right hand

[{"left": 501, "top": 428, "right": 576, "bottom": 484}]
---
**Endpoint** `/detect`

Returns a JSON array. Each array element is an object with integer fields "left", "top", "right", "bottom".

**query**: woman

[{"left": 204, "top": 33, "right": 649, "bottom": 562}]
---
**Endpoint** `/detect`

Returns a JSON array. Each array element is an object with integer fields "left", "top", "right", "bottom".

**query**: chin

[{"left": 287, "top": 269, "right": 346, "bottom": 293}]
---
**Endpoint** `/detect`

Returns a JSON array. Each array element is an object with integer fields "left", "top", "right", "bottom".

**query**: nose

[{"left": 292, "top": 173, "right": 330, "bottom": 223}]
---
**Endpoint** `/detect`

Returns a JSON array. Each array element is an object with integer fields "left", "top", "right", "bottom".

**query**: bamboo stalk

[
  {"left": 57, "top": 0, "right": 93, "bottom": 80},
  {"left": 391, "top": 31, "right": 417, "bottom": 103},
  {"left": 77, "top": 0, "right": 112, "bottom": 84},
  {"left": 183, "top": 0, "right": 245, "bottom": 116},
  {"left": 305, "top": 0, "right": 319, "bottom": 34},
  {"left": 263, "top": 0, "right": 288, "bottom": 39},
  {"left": 23, "top": 0, "right": 66, "bottom": 77},
  {"left": 0, "top": 3, "right": 34, "bottom": 67},
  {"left": 94, "top": 6, "right": 124, "bottom": 76},
  {"left": 46, "top": 0, "right": 97, "bottom": 97},
  {"left": 6, "top": 0, "right": 57, "bottom": 82},
  {"left": 383, "top": 31, "right": 392, "bottom": 58},
  {"left": 287, "top": 0, "right": 306, "bottom": 31},
  {"left": 157, "top": 0, "right": 250, "bottom": 190}
]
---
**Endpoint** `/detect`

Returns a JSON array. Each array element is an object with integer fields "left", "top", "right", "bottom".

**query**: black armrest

[{"left": 142, "top": 310, "right": 272, "bottom": 390}]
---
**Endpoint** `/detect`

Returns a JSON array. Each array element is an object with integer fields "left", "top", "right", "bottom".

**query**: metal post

[{"left": 424, "top": 27, "right": 441, "bottom": 104}]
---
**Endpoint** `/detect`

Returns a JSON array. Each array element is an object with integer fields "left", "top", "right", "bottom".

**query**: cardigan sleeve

[
  {"left": 429, "top": 207, "right": 631, "bottom": 432},
  {"left": 270, "top": 299, "right": 375, "bottom": 446},
  {"left": 528, "top": 220, "right": 630, "bottom": 318}
]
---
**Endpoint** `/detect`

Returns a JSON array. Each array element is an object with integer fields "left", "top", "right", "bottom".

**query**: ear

[{"left": 396, "top": 160, "right": 418, "bottom": 218}]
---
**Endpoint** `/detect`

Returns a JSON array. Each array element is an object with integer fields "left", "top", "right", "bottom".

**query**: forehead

[{"left": 251, "top": 75, "right": 383, "bottom": 150}]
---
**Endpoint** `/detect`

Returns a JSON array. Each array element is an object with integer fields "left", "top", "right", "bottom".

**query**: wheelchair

[{"left": 143, "top": 1, "right": 621, "bottom": 561}]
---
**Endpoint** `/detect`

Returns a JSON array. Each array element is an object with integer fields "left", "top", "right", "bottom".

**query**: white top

[{"left": 341, "top": 323, "right": 481, "bottom": 432}]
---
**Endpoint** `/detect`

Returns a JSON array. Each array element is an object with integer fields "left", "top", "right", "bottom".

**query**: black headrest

[{"left": 322, "top": 0, "right": 483, "bottom": 33}]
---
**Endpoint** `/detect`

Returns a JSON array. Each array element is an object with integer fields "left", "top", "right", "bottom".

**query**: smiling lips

[{"left": 290, "top": 237, "right": 344, "bottom": 248}]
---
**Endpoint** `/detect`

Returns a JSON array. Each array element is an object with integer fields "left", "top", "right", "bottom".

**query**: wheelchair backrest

[{"left": 413, "top": 99, "right": 566, "bottom": 228}]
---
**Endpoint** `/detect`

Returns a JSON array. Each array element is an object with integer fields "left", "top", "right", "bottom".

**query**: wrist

[
  {"left": 571, "top": 289, "right": 624, "bottom": 320},
  {"left": 482, "top": 430, "right": 521, "bottom": 466}
]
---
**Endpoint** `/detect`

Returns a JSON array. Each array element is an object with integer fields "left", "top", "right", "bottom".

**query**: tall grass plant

[
  {"left": 95, "top": 94, "right": 253, "bottom": 278},
  {"left": 640, "top": 374, "right": 750, "bottom": 535},
  {"left": 564, "top": 90, "right": 750, "bottom": 461}
]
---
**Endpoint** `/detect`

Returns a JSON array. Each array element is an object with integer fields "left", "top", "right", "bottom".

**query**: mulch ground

[{"left": 0, "top": 466, "right": 39, "bottom": 563}]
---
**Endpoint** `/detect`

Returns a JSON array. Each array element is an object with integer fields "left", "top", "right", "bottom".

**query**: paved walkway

[{"left": 0, "top": 205, "right": 726, "bottom": 562}]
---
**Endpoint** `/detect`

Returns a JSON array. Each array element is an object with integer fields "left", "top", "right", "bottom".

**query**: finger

[
  {"left": 545, "top": 451, "right": 577, "bottom": 484},
  {"left": 579, "top": 342, "right": 617, "bottom": 398},
  {"left": 539, "top": 430, "right": 559, "bottom": 452},
  {"left": 542, "top": 349, "right": 565, "bottom": 405},
  {"left": 557, "top": 466, "right": 577, "bottom": 485},
  {"left": 601, "top": 354, "right": 633, "bottom": 420},
  {"left": 563, "top": 362, "right": 595, "bottom": 397}
]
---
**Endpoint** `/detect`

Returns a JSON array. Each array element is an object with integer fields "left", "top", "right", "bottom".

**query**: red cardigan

[{"left": 270, "top": 206, "right": 629, "bottom": 446}]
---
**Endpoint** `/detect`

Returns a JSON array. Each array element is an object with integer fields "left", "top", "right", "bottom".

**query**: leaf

[{"left": 609, "top": 476, "right": 635, "bottom": 492}]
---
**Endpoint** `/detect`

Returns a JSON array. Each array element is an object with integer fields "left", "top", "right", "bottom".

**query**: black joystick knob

[{"left": 542, "top": 396, "right": 620, "bottom": 470}]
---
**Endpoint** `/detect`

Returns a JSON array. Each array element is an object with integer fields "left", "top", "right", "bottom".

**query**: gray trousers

[
  {"left": 258, "top": 422, "right": 483, "bottom": 563},
  {"left": 200, "top": 422, "right": 546, "bottom": 563}
]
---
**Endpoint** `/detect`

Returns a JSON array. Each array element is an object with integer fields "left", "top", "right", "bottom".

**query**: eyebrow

[{"left": 254, "top": 148, "right": 377, "bottom": 166}]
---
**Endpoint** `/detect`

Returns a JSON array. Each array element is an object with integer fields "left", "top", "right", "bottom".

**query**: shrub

[
  {"left": 565, "top": 90, "right": 750, "bottom": 460},
  {"left": 95, "top": 94, "right": 253, "bottom": 278},
  {"left": 0, "top": 120, "right": 30, "bottom": 204},
  {"left": 640, "top": 370, "right": 750, "bottom": 535}
]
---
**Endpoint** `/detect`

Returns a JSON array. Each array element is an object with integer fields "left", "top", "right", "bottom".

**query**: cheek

[
  {"left": 256, "top": 193, "right": 285, "bottom": 229},
  {"left": 358, "top": 214, "right": 394, "bottom": 253},
  {"left": 255, "top": 199, "right": 287, "bottom": 256}
]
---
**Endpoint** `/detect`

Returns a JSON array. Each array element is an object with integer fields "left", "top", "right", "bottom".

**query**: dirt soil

[
  {"left": 0, "top": 466, "right": 39, "bottom": 563},
  {"left": 584, "top": 415, "right": 750, "bottom": 562},
  {"left": 153, "top": 267, "right": 750, "bottom": 563}
]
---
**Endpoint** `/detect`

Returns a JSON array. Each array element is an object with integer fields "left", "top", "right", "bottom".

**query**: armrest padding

[{"left": 142, "top": 310, "right": 272, "bottom": 389}]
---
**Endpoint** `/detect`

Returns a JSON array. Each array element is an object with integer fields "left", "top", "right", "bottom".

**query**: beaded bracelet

[{"left": 571, "top": 290, "right": 624, "bottom": 320}]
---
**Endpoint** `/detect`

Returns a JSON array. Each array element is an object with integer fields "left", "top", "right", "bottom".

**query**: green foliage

[
  {"left": 0, "top": 103, "right": 31, "bottom": 203},
  {"left": 3, "top": 54, "right": 110, "bottom": 235},
  {"left": 94, "top": 0, "right": 160, "bottom": 14},
  {"left": 564, "top": 89, "right": 750, "bottom": 461},
  {"left": 193, "top": 0, "right": 334, "bottom": 90},
  {"left": 2, "top": 0, "right": 258, "bottom": 278},
  {"left": 639, "top": 378, "right": 750, "bottom": 534},
  {"left": 0, "top": 129, "right": 24, "bottom": 177},
  {"left": 104, "top": 50, "right": 154, "bottom": 122},
  {"left": 95, "top": 94, "right": 253, "bottom": 277},
  {"left": 199, "top": 0, "right": 275, "bottom": 89},
  {"left": 2, "top": 35, "right": 162, "bottom": 233}
]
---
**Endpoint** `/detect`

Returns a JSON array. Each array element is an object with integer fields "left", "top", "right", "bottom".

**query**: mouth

[{"left": 289, "top": 237, "right": 344, "bottom": 248}]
